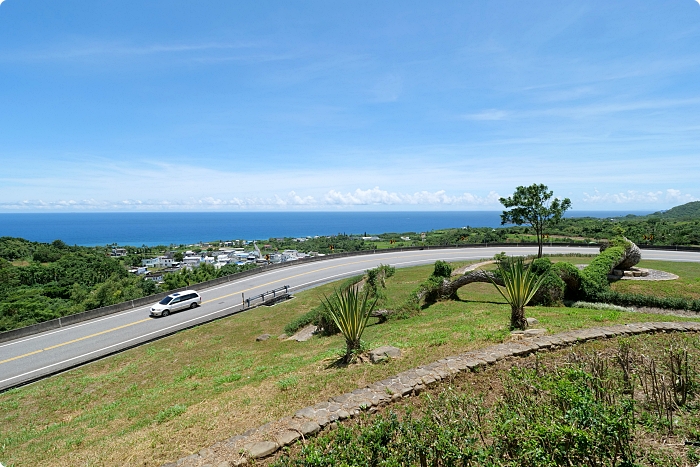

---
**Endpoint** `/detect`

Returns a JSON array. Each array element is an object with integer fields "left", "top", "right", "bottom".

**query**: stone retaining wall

[{"left": 162, "top": 321, "right": 700, "bottom": 467}]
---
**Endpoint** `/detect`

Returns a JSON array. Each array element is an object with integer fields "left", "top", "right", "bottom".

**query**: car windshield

[{"left": 158, "top": 297, "right": 173, "bottom": 305}]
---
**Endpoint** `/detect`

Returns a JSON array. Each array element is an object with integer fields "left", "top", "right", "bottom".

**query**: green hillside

[{"left": 651, "top": 201, "right": 700, "bottom": 219}]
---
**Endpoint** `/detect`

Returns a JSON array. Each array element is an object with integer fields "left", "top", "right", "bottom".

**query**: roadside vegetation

[
  {"left": 271, "top": 332, "right": 700, "bottom": 467},
  {"left": 0, "top": 237, "right": 255, "bottom": 332},
  {"left": 1, "top": 258, "right": 699, "bottom": 466},
  {"left": 2, "top": 199, "right": 700, "bottom": 333}
]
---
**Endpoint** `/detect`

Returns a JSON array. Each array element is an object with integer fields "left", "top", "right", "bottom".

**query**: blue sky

[{"left": 1, "top": 1, "right": 699, "bottom": 212}]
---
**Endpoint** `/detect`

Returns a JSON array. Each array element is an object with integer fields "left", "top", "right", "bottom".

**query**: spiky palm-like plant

[
  {"left": 490, "top": 256, "right": 546, "bottom": 330},
  {"left": 322, "top": 286, "right": 378, "bottom": 363}
]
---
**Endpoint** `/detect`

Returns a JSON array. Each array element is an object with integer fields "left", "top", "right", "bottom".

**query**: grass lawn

[
  {"left": 1, "top": 259, "right": 699, "bottom": 467},
  {"left": 610, "top": 259, "right": 700, "bottom": 300}
]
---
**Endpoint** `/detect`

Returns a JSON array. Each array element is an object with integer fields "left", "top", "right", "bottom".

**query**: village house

[{"left": 141, "top": 256, "right": 174, "bottom": 268}]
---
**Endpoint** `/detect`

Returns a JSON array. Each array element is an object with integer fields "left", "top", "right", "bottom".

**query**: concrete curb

[{"left": 161, "top": 321, "right": 700, "bottom": 467}]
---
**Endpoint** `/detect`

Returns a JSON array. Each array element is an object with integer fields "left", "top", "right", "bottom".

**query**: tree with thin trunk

[{"left": 500, "top": 184, "right": 572, "bottom": 258}]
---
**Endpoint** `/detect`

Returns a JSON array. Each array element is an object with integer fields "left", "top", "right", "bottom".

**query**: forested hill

[
  {"left": 650, "top": 201, "right": 700, "bottom": 220},
  {"left": 0, "top": 238, "right": 159, "bottom": 332},
  {"left": 0, "top": 237, "right": 255, "bottom": 332}
]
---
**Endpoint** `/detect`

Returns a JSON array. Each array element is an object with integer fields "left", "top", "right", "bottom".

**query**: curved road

[{"left": 1, "top": 246, "right": 699, "bottom": 391}]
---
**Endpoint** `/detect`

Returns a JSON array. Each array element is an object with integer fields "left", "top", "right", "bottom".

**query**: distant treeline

[{"left": 262, "top": 215, "right": 700, "bottom": 254}]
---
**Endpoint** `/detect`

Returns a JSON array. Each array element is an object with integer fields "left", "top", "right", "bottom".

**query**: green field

[{"left": 1, "top": 258, "right": 699, "bottom": 466}]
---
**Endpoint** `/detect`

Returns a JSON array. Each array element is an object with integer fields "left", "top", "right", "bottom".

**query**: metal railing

[{"left": 243, "top": 285, "right": 290, "bottom": 308}]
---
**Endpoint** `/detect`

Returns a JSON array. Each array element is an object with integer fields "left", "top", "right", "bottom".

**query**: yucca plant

[
  {"left": 490, "top": 256, "right": 547, "bottom": 330},
  {"left": 322, "top": 286, "right": 378, "bottom": 363}
]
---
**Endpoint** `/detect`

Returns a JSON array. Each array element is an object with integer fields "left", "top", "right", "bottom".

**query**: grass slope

[{"left": 1, "top": 259, "right": 699, "bottom": 466}]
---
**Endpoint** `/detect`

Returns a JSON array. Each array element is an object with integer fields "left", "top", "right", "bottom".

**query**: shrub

[
  {"left": 579, "top": 245, "right": 625, "bottom": 299},
  {"left": 365, "top": 264, "right": 395, "bottom": 302},
  {"left": 494, "top": 251, "right": 508, "bottom": 262},
  {"left": 416, "top": 261, "right": 454, "bottom": 305},
  {"left": 314, "top": 303, "right": 341, "bottom": 335},
  {"left": 493, "top": 368, "right": 635, "bottom": 466},
  {"left": 553, "top": 261, "right": 581, "bottom": 300},
  {"left": 273, "top": 367, "right": 637, "bottom": 467},
  {"left": 284, "top": 303, "right": 340, "bottom": 336},
  {"left": 432, "top": 260, "right": 452, "bottom": 278},
  {"left": 284, "top": 308, "right": 319, "bottom": 335},
  {"left": 529, "top": 258, "right": 566, "bottom": 306},
  {"left": 593, "top": 291, "right": 700, "bottom": 312}
]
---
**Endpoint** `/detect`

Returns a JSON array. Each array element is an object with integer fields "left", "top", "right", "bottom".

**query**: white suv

[{"left": 150, "top": 290, "right": 201, "bottom": 317}]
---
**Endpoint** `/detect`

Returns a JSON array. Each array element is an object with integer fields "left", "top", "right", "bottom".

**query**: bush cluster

[
  {"left": 365, "top": 264, "right": 395, "bottom": 303},
  {"left": 274, "top": 335, "right": 699, "bottom": 466},
  {"left": 273, "top": 368, "right": 638, "bottom": 467},
  {"left": 579, "top": 245, "right": 626, "bottom": 299},
  {"left": 552, "top": 261, "right": 581, "bottom": 299},
  {"left": 593, "top": 291, "right": 700, "bottom": 312},
  {"left": 528, "top": 258, "right": 566, "bottom": 306},
  {"left": 432, "top": 260, "right": 453, "bottom": 278}
]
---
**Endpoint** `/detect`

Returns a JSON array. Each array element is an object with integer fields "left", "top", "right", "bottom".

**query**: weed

[
  {"left": 214, "top": 373, "right": 242, "bottom": 385},
  {"left": 154, "top": 404, "right": 187, "bottom": 424},
  {"left": 174, "top": 365, "right": 204, "bottom": 382},
  {"left": 277, "top": 376, "right": 299, "bottom": 391}
]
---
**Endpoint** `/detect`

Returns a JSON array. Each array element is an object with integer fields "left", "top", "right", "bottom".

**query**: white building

[
  {"left": 183, "top": 256, "right": 202, "bottom": 267},
  {"left": 111, "top": 248, "right": 127, "bottom": 257},
  {"left": 141, "top": 256, "right": 173, "bottom": 268}
]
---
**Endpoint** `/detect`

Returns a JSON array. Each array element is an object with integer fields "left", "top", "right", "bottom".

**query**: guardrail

[
  {"left": 244, "top": 285, "right": 290, "bottom": 308},
  {"left": 3, "top": 241, "right": 694, "bottom": 344}
]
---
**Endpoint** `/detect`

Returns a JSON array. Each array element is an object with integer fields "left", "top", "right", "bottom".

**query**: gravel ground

[
  {"left": 629, "top": 305, "right": 700, "bottom": 318},
  {"left": 612, "top": 268, "right": 679, "bottom": 281}
]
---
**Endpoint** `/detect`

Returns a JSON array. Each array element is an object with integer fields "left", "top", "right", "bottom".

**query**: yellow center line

[
  {"left": 0, "top": 319, "right": 151, "bottom": 365},
  {"left": 1, "top": 251, "right": 446, "bottom": 366},
  {"left": 0, "top": 349, "right": 44, "bottom": 365}
]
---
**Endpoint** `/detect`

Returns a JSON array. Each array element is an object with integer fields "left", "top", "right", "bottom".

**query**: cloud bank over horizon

[{"left": 1, "top": 186, "right": 695, "bottom": 212}]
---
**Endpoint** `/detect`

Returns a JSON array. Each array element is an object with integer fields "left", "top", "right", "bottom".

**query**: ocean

[{"left": 0, "top": 211, "right": 651, "bottom": 247}]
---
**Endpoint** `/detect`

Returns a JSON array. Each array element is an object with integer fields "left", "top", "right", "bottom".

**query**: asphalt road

[{"left": 2, "top": 245, "right": 699, "bottom": 392}]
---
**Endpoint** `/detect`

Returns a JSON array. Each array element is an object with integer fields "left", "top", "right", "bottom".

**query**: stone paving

[{"left": 162, "top": 321, "right": 700, "bottom": 467}]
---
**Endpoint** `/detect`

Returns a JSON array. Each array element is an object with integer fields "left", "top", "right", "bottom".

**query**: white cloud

[
  {"left": 323, "top": 187, "right": 501, "bottom": 206},
  {"left": 582, "top": 189, "right": 697, "bottom": 204},
  {"left": 0, "top": 188, "right": 503, "bottom": 211}
]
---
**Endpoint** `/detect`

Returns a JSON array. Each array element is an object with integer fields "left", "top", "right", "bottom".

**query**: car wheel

[
  {"left": 162, "top": 309, "right": 170, "bottom": 317},
  {"left": 190, "top": 302, "right": 198, "bottom": 309}
]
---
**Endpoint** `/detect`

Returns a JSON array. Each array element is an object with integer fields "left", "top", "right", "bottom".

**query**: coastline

[{"left": 0, "top": 211, "right": 651, "bottom": 247}]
